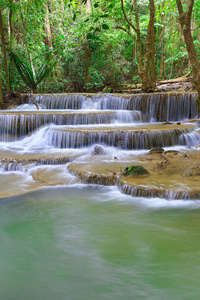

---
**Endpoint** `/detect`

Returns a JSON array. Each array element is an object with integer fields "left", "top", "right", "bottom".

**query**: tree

[
  {"left": 44, "top": 1, "right": 53, "bottom": 49},
  {"left": 176, "top": 0, "right": 200, "bottom": 111},
  {"left": 0, "top": 7, "right": 10, "bottom": 92},
  {"left": 120, "top": 0, "right": 156, "bottom": 91},
  {"left": 86, "top": 0, "right": 92, "bottom": 13}
]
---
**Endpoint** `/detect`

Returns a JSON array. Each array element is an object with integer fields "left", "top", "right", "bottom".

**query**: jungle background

[{"left": 0, "top": 0, "right": 200, "bottom": 95}]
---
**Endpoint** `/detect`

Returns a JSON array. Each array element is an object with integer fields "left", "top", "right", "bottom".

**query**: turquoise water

[{"left": 1, "top": 185, "right": 200, "bottom": 300}]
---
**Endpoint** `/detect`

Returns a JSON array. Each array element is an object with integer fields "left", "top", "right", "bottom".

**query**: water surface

[{"left": 0, "top": 185, "right": 200, "bottom": 300}]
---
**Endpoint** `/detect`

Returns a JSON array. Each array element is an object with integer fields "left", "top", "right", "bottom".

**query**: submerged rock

[
  {"left": 149, "top": 147, "right": 164, "bottom": 154},
  {"left": 92, "top": 146, "right": 105, "bottom": 155}
]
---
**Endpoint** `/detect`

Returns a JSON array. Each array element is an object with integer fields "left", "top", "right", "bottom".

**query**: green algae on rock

[{"left": 123, "top": 165, "right": 149, "bottom": 176}]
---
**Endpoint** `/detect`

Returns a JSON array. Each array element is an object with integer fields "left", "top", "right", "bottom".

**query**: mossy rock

[
  {"left": 123, "top": 165, "right": 149, "bottom": 176},
  {"left": 102, "top": 86, "right": 113, "bottom": 93}
]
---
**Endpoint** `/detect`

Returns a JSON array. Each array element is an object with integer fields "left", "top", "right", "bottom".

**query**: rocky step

[
  {"left": 47, "top": 123, "right": 197, "bottom": 149},
  {"left": 0, "top": 110, "right": 141, "bottom": 140},
  {"left": 33, "top": 92, "right": 198, "bottom": 122},
  {"left": 0, "top": 151, "right": 75, "bottom": 172},
  {"left": 67, "top": 149, "right": 200, "bottom": 200},
  {"left": 0, "top": 165, "right": 78, "bottom": 198}
]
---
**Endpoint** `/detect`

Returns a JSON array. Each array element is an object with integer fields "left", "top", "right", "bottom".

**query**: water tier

[
  {"left": 33, "top": 92, "right": 198, "bottom": 121},
  {"left": 48, "top": 124, "right": 195, "bottom": 149},
  {"left": 0, "top": 110, "right": 141, "bottom": 140},
  {"left": 0, "top": 92, "right": 199, "bottom": 200}
]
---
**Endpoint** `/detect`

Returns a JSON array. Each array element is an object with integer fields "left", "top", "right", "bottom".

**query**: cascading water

[
  {"left": 0, "top": 92, "right": 200, "bottom": 300},
  {"left": 0, "top": 110, "right": 141, "bottom": 141},
  {"left": 0, "top": 92, "right": 199, "bottom": 199},
  {"left": 32, "top": 92, "right": 198, "bottom": 121}
]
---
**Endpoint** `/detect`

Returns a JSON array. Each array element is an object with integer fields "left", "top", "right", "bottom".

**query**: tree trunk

[
  {"left": 159, "top": 10, "right": 165, "bottom": 78},
  {"left": 44, "top": 2, "right": 53, "bottom": 49},
  {"left": 18, "top": 0, "right": 36, "bottom": 81},
  {"left": 0, "top": 8, "right": 10, "bottom": 92},
  {"left": 142, "top": 34, "right": 150, "bottom": 91},
  {"left": 176, "top": 0, "right": 200, "bottom": 112},
  {"left": 149, "top": 0, "right": 156, "bottom": 88},
  {"left": 86, "top": 0, "right": 92, "bottom": 13},
  {"left": 8, "top": 0, "right": 14, "bottom": 48},
  {"left": 133, "top": 0, "right": 143, "bottom": 76},
  {"left": 121, "top": 0, "right": 156, "bottom": 91},
  {"left": 0, "top": 62, "right": 3, "bottom": 106}
]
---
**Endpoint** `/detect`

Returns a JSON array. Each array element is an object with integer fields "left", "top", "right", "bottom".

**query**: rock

[
  {"left": 2, "top": 92, "right": 29, "bottom": 109},
  {"left": 149, "top": 147, "right": 165, "bottom": 154},
  {"left": 92, "top": 146, "right": 105, "bottom": 155}
]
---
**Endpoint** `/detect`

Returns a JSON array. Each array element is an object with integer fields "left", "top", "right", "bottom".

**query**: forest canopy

[{"left": 0, "top": 0, "right": 200, "bottom": 95}]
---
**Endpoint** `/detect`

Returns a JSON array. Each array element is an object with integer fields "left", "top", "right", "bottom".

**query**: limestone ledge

[{"left": 67, "top": 149, "right": 200, "bottom": 200}]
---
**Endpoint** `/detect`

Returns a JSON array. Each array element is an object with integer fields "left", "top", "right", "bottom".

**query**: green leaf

[
  {"left": 94, "top": 3, "right": 99, "bottom": 8},
  {"left": 87, "top": 33, "right": 96, "bottom": 40},
  {"left": 108, "top": 3, "right": 114, "bottom": 8},
  {"left": 94, "top": 27, "right": 101, "bottom": 33},
  {"left": 100, "top": 14, "right": 109, "bottom": 18},
  {"left": 102, "top": 24, "right": 109, "bottom": 30}
]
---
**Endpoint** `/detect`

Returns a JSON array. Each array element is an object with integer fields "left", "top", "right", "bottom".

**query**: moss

[
  {"left": 123, "top": 165, "right": 149, "bottom": 176},
  {"left": 102, "top": 87, "right": 113, "bottom": 93}
]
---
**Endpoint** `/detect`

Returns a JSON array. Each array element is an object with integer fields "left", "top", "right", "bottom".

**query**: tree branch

[
  {"left": 187, "top": 0, "right": 194, "bottom": 24},
  {"left": 188, "top": 0, "right": 194, "bottom": 17},
  {"left": 176, "top": 0, "right": 184, "bottom": 15},
  {"left": 121, "top": 0, "right": 137, "bottom": 33},
  {"left": 116, "top": 26, "right": 135, "bottom": 39}
]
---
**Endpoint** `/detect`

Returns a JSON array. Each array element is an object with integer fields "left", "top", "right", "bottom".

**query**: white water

[
  {"left": 32, "top": 93, "right": 198, "bottom": 120},
  {"left": 0, "top": 93, "right": 199, "bottom": 200},
  {"left": 1, "top": 94, "right": 200, "bottom": 300}
]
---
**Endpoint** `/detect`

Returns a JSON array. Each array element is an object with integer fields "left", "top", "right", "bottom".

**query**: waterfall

[
  {"left": 0, "top": 92, "right": 199, "bottom": 200},
  {"left": 32, "top": 92, "right": 198, "bottom": 121},
  {"left": 47, "top": 126, "right": 193, "bottom": 149}
]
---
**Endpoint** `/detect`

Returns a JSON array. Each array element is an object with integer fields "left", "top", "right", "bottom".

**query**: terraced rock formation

[
  {"left": 68, "top": 149, "right": 200, "bottom": 199},
  {"left": 0, "top": 92, "right": 199, "bottom": 199}
]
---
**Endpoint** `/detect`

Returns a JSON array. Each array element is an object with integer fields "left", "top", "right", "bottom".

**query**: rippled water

[{"left": 1, "top": 185, "right": 200, "bottom": 300}]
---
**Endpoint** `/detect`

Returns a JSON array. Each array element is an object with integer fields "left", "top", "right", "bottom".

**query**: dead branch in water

[
  {"left": 30, "top": 94, "right": 39, "bottom": 110},
  {"left": 105, "top": 169, "right": 117, "bottom": 175},
  {"left": 164, "top": 118, "right": 200, "bottom": 125}
]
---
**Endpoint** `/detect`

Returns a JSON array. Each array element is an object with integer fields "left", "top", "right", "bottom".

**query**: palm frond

[{"left": 10, "top": 50, "right": 58, "bottom": 92}]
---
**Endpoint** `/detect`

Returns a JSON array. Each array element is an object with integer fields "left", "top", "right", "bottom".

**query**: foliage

[
  {"left": 0, "top": 0, "right": 200, "bottom": 92},
  {"left": 10, "top": 50, "right": 58, "bottom": 92}
]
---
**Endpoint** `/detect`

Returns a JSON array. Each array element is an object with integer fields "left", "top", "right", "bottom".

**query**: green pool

[{"left": 0, "top": 185, "right": 200, "bottom": 300}]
